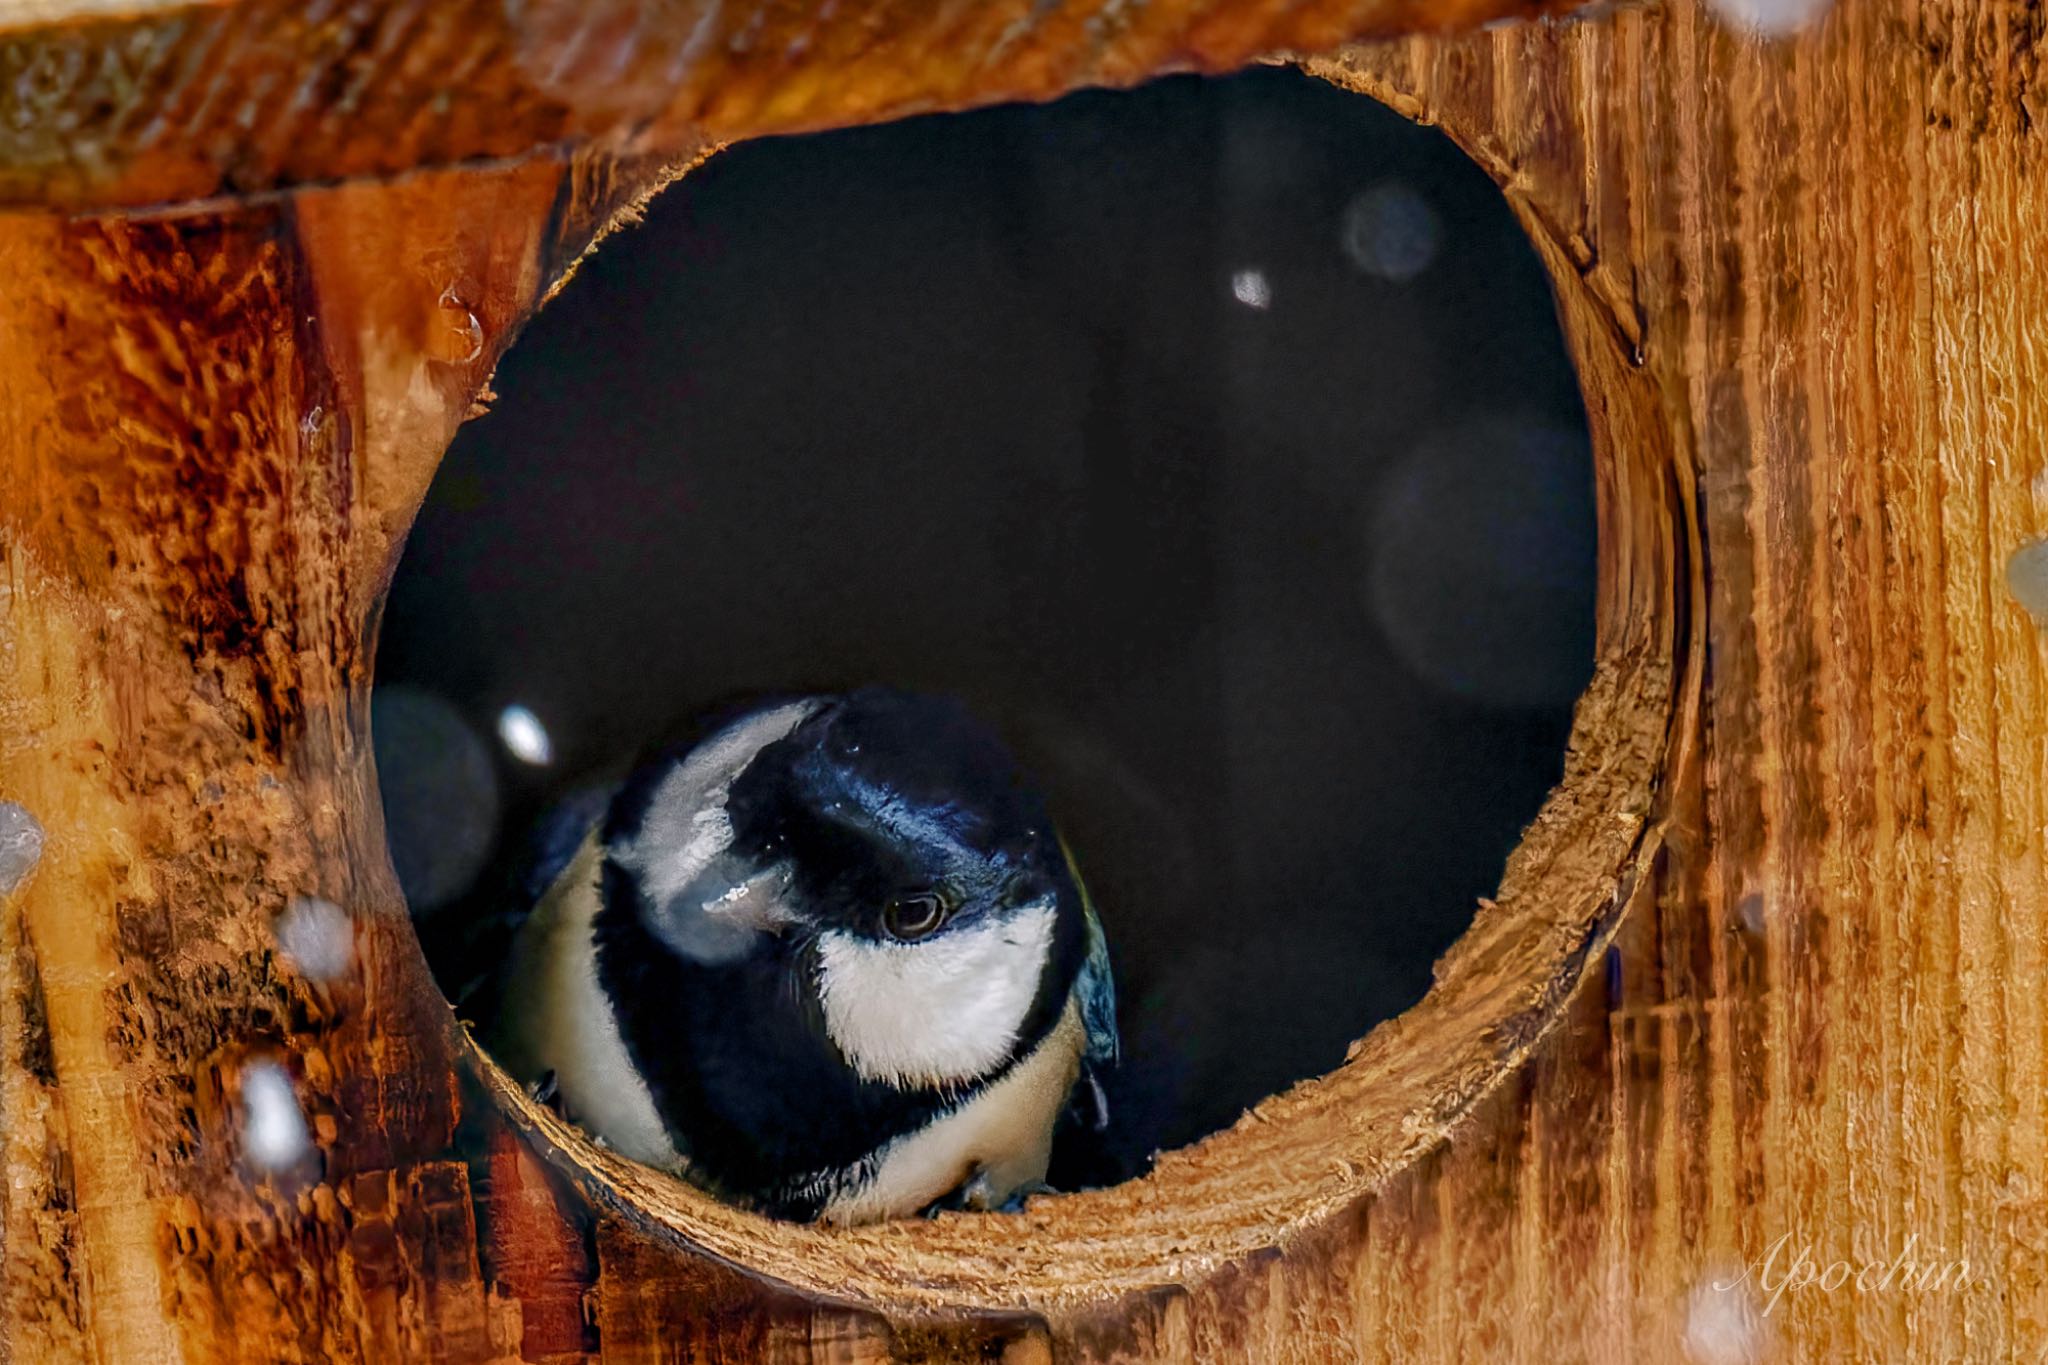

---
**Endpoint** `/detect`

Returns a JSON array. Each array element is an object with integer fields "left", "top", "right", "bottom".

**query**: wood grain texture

[
  {"left": 0, "top": 0, "right": 1575, "bottom": 215},
  {"left": 0, "top": 0, "right": 2036, "bottom": 1355},
  {"left": 1315, "top": 0, "right": 2048, "bottom": 1353}
]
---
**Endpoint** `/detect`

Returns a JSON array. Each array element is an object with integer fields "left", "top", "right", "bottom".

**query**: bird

[{"left": 488, "top": 686, "right": 1118, "bottom": 1225}]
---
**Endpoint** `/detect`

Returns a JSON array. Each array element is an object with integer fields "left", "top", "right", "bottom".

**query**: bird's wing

[
  {"left": 1078, "top": 895, "right": 1119, "bottom": 1069},
  {"left": 1063, "top": 840, "right": 1120, "bottom": 1069},
  {"left": 521, "top": 782, "right": 618, "bottom": 901}
]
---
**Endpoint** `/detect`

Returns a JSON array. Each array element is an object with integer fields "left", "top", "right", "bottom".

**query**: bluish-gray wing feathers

[
  {"left": 1079, "top": 898, "right": 1119, "bottom": 1068},
  {"left": 1064, "top": 839, "right": 1120, "bottom": 1068}
]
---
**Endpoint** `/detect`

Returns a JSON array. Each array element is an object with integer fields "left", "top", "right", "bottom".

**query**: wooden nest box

[{"left": 0, "top": 0, "right": 2039, "bottom": 1359}]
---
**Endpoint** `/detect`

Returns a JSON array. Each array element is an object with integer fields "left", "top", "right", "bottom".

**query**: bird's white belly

[{"left": 819, "top": 999, "right": 1085, "bottom": 1225}]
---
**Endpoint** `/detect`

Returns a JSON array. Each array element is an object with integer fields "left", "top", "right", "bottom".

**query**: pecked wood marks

[
  {"left": 0, "top": 192, "right": 463, "bottom": 1361},
  {"left": 10, "top": 213, "right": 350, "bottom": 763},
  {"left": 0, "top": 908, "right": 84, "bottom": 1361}
]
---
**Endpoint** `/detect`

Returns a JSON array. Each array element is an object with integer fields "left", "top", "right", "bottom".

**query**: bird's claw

[
  {"left": 526, "top": 1069, "right": 560, "bottom": 1108},
  {"left": 921, "top": 1171, "right": 1059, "bottom": 1218},
  {"left": 920, "top": 1189, "right": 968, "bottom": 1219},
  {"left": 996, "top": 1179, "right": 1057, "bottom": 1213}
]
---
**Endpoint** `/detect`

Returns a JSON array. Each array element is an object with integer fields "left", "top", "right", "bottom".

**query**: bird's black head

[{"left": 723, "top": 687, "right": 1069, "bottom": 945}]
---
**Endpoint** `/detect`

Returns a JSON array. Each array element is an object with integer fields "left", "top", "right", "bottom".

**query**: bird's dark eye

[{"left": 882, "top": 891, "right": 949, "bottom": 941}]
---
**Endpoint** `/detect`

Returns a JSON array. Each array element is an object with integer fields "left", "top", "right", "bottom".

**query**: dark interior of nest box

[{"left": 372, "top": 67, "right": 1598, "bottom": 1194}]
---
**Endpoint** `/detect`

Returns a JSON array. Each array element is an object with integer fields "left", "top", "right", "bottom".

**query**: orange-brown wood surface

[
  {"left": 0, "top": 0, "right": 2041, "bottom": 1358},
  {"left": 0, "top": 0, "right": 1566, "bottom": 214},
  {"left": 1323, "top": 0, "right": 2048, "bottom": 1350}
]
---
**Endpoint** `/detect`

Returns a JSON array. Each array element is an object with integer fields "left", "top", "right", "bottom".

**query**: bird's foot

[
  {"left": 995, "top": 1179, "right": 1057, "bottom": 1214},
  {"left": 526, "top": 1070, "right": 560, "bottom": 1109},
  {"left": 920, "top": 1176, "right": 982, "bottom": 1219},
  {"left": 921, "top": 1171, "right": 1059, "bottom": 1218}
]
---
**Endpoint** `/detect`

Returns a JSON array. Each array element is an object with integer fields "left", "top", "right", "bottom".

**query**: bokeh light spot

[
  {"left": 498, "top": 704, "right": 556, "bottom": 766},
  {"left": 1340, "top": 181, "right": 1441, "bottom": 283},
  {"left": 275, "top": 895, "right": 356, "bottom": 982},
  {"left": 1230, "top": 268, "right": 1273, "bottom": 310},
  {"left": 372, "top": 686, "right": 500, "bottom": 913},
  {"left": 239, "top": 1060, "right": 311, "bottom": 1172},
  {"left": 1368, "top": 416, "right": 1597, "bottom": 710},
  {"left": 0, "top": 802, "right": 44, "bottom": 897}
]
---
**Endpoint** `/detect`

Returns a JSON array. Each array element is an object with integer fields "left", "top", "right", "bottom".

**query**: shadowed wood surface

[{"left": 0, "top": 0, "right": 2039, "bottom": 1358}]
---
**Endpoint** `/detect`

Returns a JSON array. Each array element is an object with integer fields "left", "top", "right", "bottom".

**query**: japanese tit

[{"left": 489, "top": 687, "right": 1118, "bottom": 1225}]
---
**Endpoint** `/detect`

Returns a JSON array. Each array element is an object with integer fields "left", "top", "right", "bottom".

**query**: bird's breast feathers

[
  {"left": 813, "top": 899, "right": 1057, "bottom": 1090},
  {"left": 812, "top": 997, "right": 1084, "bottom": 1225}
]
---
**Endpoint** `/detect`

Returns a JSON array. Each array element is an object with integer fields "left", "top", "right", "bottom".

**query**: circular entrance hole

[{"left": 373, "top": 65, "right": 1659, "bottom": 1300}]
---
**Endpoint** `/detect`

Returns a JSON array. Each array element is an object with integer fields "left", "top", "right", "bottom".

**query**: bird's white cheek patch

[{"left": 815, "top": 901, "right": 1055, "bottom": 1088}]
